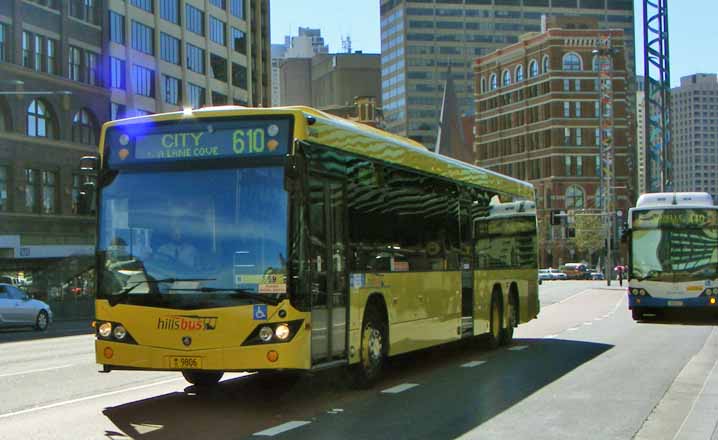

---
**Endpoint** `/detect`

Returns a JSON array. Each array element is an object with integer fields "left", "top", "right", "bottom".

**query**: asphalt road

[{"left": 1, "top": 281, "right": 716, "bottom": 440}]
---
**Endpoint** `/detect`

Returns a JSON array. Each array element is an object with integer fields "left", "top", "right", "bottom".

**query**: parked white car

[
  {"left": 0, "top": 283, "right": 53, "bottom": 331},
  {"left": 547, "top": 268, "right": 568, "bottom": 280},
  {"left": 538, "top": 269, "right": 553, "bottom": 281}
]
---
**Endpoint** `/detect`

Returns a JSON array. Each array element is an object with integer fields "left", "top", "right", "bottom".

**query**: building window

[
  {"left": 33, "top": 35, "right": 43, "bottom": 72},
  {"left": 69, "top": 46, "right": 82, "bottom": 81},
  {"left": 575, "top": 101, "right": 581, "bottom": 117},
  {"left": 563, "top": 79, "right": 570, "bottom": 91},
  {"left": 231, "top": 63, "right": 247, "bottom": 89},
  {"left": 576, "top": 156, "right": 583, "bottom": 176},
  {"left": 231, "top": 28, "right": 246, "bottom": 54},
  {"left": 160, "top": 0, "right": 180, "bottom": 24},
  {"left": 575, "top": 79, "right": 581, "bottom": 91},
  {"left": 186, "top": 4, "right": 205, "bottom": 36},
  {"left": 565, "top": 156, "right": 572, "bottom": 176},
  {"left": 109, "top": 57, "right": 125, "bottom": 89},
  {"left": 25, "top": 169, "right": 37, "bottom": 212},
  {"left": 41, "top": 171, "right": 56, "bottom": 214},
  {"left": 132, "top": 65, "right": 155, "bottom": 97},
  {"left": 595, "top": 128, "right": 600, "bottom": 146},
  {"left": 131, "top": 21, "right": 154, "bottom": 55},
  {"left": 542, "top": 55, "right": 550, "bottom": 74},
  {"left": 210, "top": 16, "right": 226, "bottom": 45},
  {"left": 186, "top": 43, "right": 205, "bottom": 74},
  {"left": 565, "top": 185, "right": 585, "bottom": 209},
  {"left": 0, "top": 23, "right": 8, "bottom": 62},
  {"left": 490, "top": 73, "right": 497, "bottom": 90},
  {"left": 22, "top": 32, "right": 31, "bottom": 67},
  {"left": 130, "top": 0, "right": 153, "bottom": 12},
  {"left": 502, "top": 70, "right": 511, "bottom": 87},
  {"left": 480, "top": 77, "right": 486, "bottom": 93},
  {"left": 210, "top": 0, "right": 226, "bottom": 8},
  {"left": 45, "top": 38, "right": 57, "bottom": 74},
  {"left": 230, "top": 0, "right": 244, "bottom": 19},
  {"left": 529, "top": 59, "right": 538, "bottom": 78},
  {"left": 576, "top": 128, "right": 583, "bottom": 145},
  {"left": 188, "top": 83, "right": 206, "bottom": 109},
  {"left": 212, "top": 91, "right": 228, "bottom": 105},
  {"left": 210, "top": 54, "right": 228, "bottom": 82},
  {"left": 160, "top": 32, "right": 181, "bottom": 65},
  {"left": 562, "top": 52, "right": 582, "bottom": 71},
  {"left": 72, "top": 109, "right": 96, "bottom": 144},
  {"left": 70, "top": 0, "right": 98, "bottom": 24},
  {"left": 27, "top": 100, "right": 54, "bottom": 138},
  {"left": 515, "top": 65, "right": 524, "bottom": 82},
  {"left": 563, "top": 101, "right": 570, "bottom": 117},
  {"left": 0, "top": 166, "right": 7, "bottom": 211},
  {"left": 564, "top": 127, "right": 571, "bottom": 145},
  {"left": 163, "top": 75, "right": 181, "bottom": 105},
  {"left": 84, "top": 51, "right": 99, "bottom": 85},
  {"left": 109, "top": 11, "right": 125, "bottom": 44},
  {"left": 110, "top": 102, "right": 126, "bottom": 120}
]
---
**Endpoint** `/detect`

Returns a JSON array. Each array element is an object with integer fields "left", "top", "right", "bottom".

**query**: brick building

[{"left": 474, "top": 18, "right": 632, "bottom": 267}]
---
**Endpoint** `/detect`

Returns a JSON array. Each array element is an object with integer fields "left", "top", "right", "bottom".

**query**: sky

[{"left": 270, "top": 0, "right": 718, "bottom": 87}]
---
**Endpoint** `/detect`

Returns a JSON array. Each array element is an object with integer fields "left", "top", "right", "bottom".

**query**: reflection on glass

[{"left": 98, "top": 167, "right": 287, "bottom": 309}]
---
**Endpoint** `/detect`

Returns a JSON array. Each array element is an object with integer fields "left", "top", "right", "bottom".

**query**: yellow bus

[{"left": 86, "top": 105, "right": 539, "bottom": 387}]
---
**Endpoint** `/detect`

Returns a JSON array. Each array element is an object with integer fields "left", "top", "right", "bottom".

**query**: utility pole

[{"left": 594, "top": 35, "right": 619, "bottom": 286}]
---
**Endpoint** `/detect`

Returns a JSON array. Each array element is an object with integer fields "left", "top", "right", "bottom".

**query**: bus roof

[
  {"left": 100, "top": 105, "right": 534, "bottom": 201},
  {"left": 634, "top": 192, "right": 714, "bottom": 209}
]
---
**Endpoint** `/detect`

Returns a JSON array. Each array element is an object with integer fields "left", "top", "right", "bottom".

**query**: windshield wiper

[
  {"left": 108, "top": 278, "right": 216, "bottom": 306},
  {"left": 168, "top": 287, "right": 284, "bottom": 306}
]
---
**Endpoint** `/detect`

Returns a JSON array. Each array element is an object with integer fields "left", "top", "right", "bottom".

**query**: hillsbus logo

[{"left": 157, "top": 315, "right": 218, "bottom": 331}]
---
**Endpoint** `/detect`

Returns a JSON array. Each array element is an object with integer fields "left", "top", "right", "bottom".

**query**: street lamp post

[{"left": 593, "top": 35, "right": 620, "bottom": 286}]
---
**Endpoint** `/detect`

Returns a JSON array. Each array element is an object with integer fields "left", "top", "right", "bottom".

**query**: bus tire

[
  {"left": 349, "top": 304, "right": 387, "bottom": 389},
  {"left": 487, "top": 290, "right": 502, "bottom": 350},
  {"left": 182, "top": 370, "right": 223, "bottom": 387},
  {"left": 501, "top": 291, "right": 518, "bottom": 346}
]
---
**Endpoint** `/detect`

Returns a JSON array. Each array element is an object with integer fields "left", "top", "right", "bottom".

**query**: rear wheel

[
  {"left": 35, "top": 310, "right": 49, "bottom": 331},
  {"left": 349, "top": 305, "right": 387, "bottom": 389},
  {"left": 486, "top": 291, "right": 502, "bottom": 349},
  {"left": 182, "top": 371, "right": 224, "bottom": 387},
  {"left": 632, "top": 309, "right": 643, "bottom": 321},
  {"left": 501, "top": 293, "right": 518, "bottom": 346}
]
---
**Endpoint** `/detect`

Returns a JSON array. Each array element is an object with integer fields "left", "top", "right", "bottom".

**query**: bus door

[
  {"left": 307, "top": 177, "right": 348, "bottom": 363},
  {"left": 460, "top": 195, "right": 474, "bottom": 337}
]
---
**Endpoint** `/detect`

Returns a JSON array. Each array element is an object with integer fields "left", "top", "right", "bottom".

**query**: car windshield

[{"left": 98, "top": 167, "right": 288, "bottom": 309}]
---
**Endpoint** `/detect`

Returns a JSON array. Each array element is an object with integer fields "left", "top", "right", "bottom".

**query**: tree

[{"left": 571, "top": 211, "right": 605, "bottom": 265}]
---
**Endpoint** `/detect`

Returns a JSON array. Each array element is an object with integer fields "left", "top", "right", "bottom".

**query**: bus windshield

[
  {"left": 98, "top": 166, "right": 288, "bottom": 309},
  {"left": 631, "top": 209, "right": 718, "bottom": 283}
]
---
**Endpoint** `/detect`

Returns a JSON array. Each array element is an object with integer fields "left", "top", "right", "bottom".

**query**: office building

[
  {"left": 474, "top": 20, "right": 631, "bottom": 267},
  {"left": 107, "top": 0, "right": 271, "bottom": 118},
  {"left": 271, "top": 27, "right": 329, "bottom": 106},
  {"left": 636, "top": 75, "right": 646, "bottom": 195},
  {"left": 672, "top": 74, "right": 718, "bottom": 200},
  {"left": 380, "top": 0, "right": 635, "bottom": 148}
]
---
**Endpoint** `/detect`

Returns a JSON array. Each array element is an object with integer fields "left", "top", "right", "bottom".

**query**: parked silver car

[{"left": 0, "top": 283, "right": 53, "bottom": 331}]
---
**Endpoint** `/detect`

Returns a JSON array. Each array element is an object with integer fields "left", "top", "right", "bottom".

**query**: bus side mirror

[{"left": 284, "top": 146, "right": 305, "bottom": 192}]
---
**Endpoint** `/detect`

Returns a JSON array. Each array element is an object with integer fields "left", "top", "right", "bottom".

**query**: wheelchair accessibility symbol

[{"left": 253, "top": 304, "right": 267, "bottom": 321}]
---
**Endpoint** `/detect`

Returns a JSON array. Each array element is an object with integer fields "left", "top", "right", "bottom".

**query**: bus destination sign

[
  {"left": 633, "top": 209, "right": 718, "bottom": 229},
  {"left": 107, "top": 119, "right": 291, "bottom": 166}
]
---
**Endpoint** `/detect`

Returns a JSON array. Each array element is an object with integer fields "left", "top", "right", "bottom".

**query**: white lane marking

[
  {"left": 603, "top": 314, "right": 611, "bottom": 318},
  {"left": 567, "top": 327, "right": 580, "bottom": 332},
  {"left": 253, "top": 421, "right": 311, "bottom": 437},
  {"left": 508, "top": 345, "right": 528, "bottom": 351},
  {"left": 558, "top": 289, "right": 592, "bottom": 304},
  {"left": 461, "top": 361, "right": 487, "bottom": 368},
  {"left": 544, "top": 334, "right": 559, "bottom": 339},
  {"left": 381, "top": 383, "right": 419, "bottom": 394},
  {"left": 594, "top": 318, "right": 603, "bottom": 321},
  {"left": 327, "top": 408, "right": 344, "bottom": 414},
  {"left": 0, "top": 377, "right": 182, "bottom": 419},
  {"left": 0, "top": 364, "right": 75, "bottom": 378},
  {"left": 584, "top": 322, "right": 593, "bottom": 326}
]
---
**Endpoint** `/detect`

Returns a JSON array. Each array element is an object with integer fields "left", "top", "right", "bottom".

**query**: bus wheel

[
  {"left": 350, "top": 305, "right": 387, "bottom": 389},
  {"left": 501, "top": 293, "right": 518, "bottom": 346},
  {"left": 487, "top": 292, "right": 502, "bottom": 349},
  {"left": 182, "top": 371, "right": 224, "bottom": 387}
]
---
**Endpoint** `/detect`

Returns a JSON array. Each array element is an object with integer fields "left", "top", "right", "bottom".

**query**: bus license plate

[
  {"left": 168, "top": 356, "right": 202, "bottom": 369},
  {"left": 667, "top": 301, "right": 684, "bottom": 307}
]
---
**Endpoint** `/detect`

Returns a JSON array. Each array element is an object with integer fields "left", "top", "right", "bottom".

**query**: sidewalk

[{"left": 0, "top": 319, "right": 93, "bottom": 344}]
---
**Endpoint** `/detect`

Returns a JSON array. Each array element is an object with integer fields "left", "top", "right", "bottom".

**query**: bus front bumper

[
  {"left": 628, "top": 295, "right": 718, "bottom": 309},
  {"left": 95, "top": 340, "right": 311, "bottom": 372}
]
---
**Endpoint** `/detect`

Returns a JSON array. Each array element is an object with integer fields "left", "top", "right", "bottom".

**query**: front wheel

[
  {"left": 631, "top": 309, "right": 643, "bottom": 321},
  {"left": 35, "top": 310, "right": 49, "bottom": 331},
  {"left": 486, "top": 292, "right": 502, "bottom": 349},
  {"left": 501, "top": 295, "right": 517, "bottom": 346},
  {"left": 182, "top": 370, "right": 224, "bottom": 387},
  {"left": 349, "top": 306, "right": 387, "bottom": 389}
]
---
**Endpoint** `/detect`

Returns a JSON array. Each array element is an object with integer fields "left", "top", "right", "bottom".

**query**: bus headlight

[
  {"left": 98, "top": 322, "right": 112, "bottom": 338},
  {"left": 275, "top": 324, "right": 291, "bottom": 341},
  {"left": 113, "top": 325, "right": 127, "bottom": 340},
  {"left": 259, "top": 326, "right": 274, "bottom": 342},
  {"left": 640, "top": 289, "right": 647, "bottom": 296}
]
